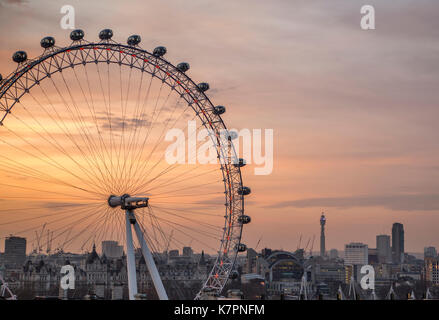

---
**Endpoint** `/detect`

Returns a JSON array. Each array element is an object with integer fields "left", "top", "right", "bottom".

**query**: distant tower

[
  {"left": 392, "top": 223, "right": 404, "bottom": 264},
  {"left": 320, "top": 213, "right": 326, "bottom": 257}
]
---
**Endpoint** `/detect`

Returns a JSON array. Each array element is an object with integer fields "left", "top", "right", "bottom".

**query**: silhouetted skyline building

[
  {"left": 424, "top": 247, "right": 437, "bottom": 259},
  {"left": 329, "top": 249, "right": 338, "bottom": 260},
  {"left": 377, "top": 234, "right": 392, "bottom": 264},
  {"left": 392, "top": 223, "right": 404, "bottom": 264},
  {"left": 102, "top": 240, "right": 123, "bottom": 259},
  {"left": 344, "top": 242, "right": 368, "bottom": 266},
  {"left": 4, "top": 236, "right": 26, "bottom": 267},
  {"left": 320, "top": 213, "right": 326, "bottom": 257}
]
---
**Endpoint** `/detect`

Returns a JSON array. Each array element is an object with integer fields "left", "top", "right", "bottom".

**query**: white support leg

[
  {"left": 133, "top": 218, "right": 169, "bottom": 300},
  {"left": 125, "top": 212, "right": 138, "bottom": 300}
]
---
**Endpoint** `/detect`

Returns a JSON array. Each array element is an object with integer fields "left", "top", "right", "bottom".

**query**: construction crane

[
  {"left": 33, "top": 231, "right": 40, "bottom": 254},
  {"left": 165, "top": 229, "right": 174, "bottom": 253},
  {"left": 297, "top": 234, "right": 302, "bottom": 250},
  {"left": 304, "top": 237, "right": 311, "bottom": 252},
  {"left": 46, "top": 230, "right": 53, "bottom": 255},
  {"left": 309, "top": 235, "right": 315, "bottom": 257},
  {"left": 35, "top": 223, "right": 47, "bottom": 255},
  {"left": 255, "top": 236, "right": 262, "bottom": 251},
  {"left": 57, "top": 226, "right": 73, "bottom": 254}
]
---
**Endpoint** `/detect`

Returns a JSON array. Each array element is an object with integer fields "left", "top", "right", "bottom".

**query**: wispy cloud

[{"left": 266, "top": 194, "right": 439, "bottom": 211}]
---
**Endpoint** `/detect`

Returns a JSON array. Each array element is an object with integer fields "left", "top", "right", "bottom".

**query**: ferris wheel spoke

[
  {"left": 93, "top": 208, "right": 113, "bottom": 247},
  {"left": 126, "top": 82, "right": 173, "bottom": 173},
  {"left": 148, "top": 205, "right": 222, "bottom": 232},
  {"left": 145, "top": 167, "right": 219, "bottom": 194},
  {"left": 133, "top": 109, "right": 198, "bottom": 179},
  {"left": 0, "top": 158, "right": 101, "bottom": 197},
  {"left": 71, "top": 212, "right": 109, "bottom": 252},
  {"left": 146, "top": 203, "right": 223, "bottom": 217},
  {"left": 81, "top": 65, "right": 118, "bottom": 191},
  {"left": 0, "top": 202, "right": 91, "bottom": 215},
  {"left": 122, "top": 75, "right": 154, "bottom": 182},
  {"left": 147, "top": 215, "right": 173, "bottom": 251},
  {"left": 151, "top": 191, "right": 222, "bottom": 201},
  {"left": 0, "top": 202, "right": 101, "bottom": 227},
  {"left": 69, "top": 66, "right": 117, "bottom": 191},
  {"left": 137, "top": 219, "right": 162, "bottom": 254},
  {"left": 45, "top": 76, "right": 112, "bottom": 191},
  {"left": 0, "top": 182, "right": 105, "bottom": 201},
  {"left": 130, "top": 120, "right": 207, "bottom": 193},
  {"left": 95, "top": 63, "right": 118, "bottom": 188},
  {"left": 60, "top": 209, "right": 109, "bottom": 251},
  {"left": 41, "top": 208, "right": 106, "bottom": 248},
  {"left": 147, "top": 207, "right": 221, "bottom": 241},
  {"left": 56, "top": 70, "right": 113, "bottom": 189},
  {"left": 28, "top": 87, "right": 112, "bottom": 191},
  {"left": 123, "top": 82, "right": 167, "bottom": 190},
  {"left": 146, "top": 207, "right": 218, "bottom": 252},
  {"left": 146, "top": 179, "right": 223, "bottom": 198},
  {"left": 15, "top": 85, "right": 111, "bottom": 193},
  {"left": 0, "top": 128, "right": 104, "bottom": 196},
  {"left": 0, "top": 203, "right": 105, "bottom": 242},
  {"left": 8, "top": 111, "right": 108, "bottom": 196}
]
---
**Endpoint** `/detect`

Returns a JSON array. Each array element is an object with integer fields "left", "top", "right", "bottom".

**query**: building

[
  {"left": 344, "top": 243, "right": 368, "bottom": 266},
  {"left": 425, "top": 258, "right": 439, "bottom": 285},
  {"left": 314, "top": 262, "right": 345, "bottom": 283},
  {"left": 424, "top": 247, "right": 437, "bottom": 259},
  {"left": 368, "top": 248, "right": 378, "bottom": 265},
  {"left": 329, "top": 249, "right": 338, "bottom": 260},
  {"left": 376, "top": 235, "right": 392, "bottom": 264},
  {"left": 392, "top": 223, "right": 404, "bottom": 264},
  {"left": 168, "top": 250, "right": 179, "bottom": 258},
  {"left": 244, "top": 248, "right": 258, "bottom": 274},
  {"left": 4, "top": 236, "right": 26, "bottom": 267},
  {"left": 182, "top": 247, "right": 193, "bottom": 257},
  {"left": 102, "top": 241, "right": 123, "bottom": 259},
  {"left": 320, "top": 213, "right": 326, "bottom": 257},
  {"left": 261, "top": 251, "right": 304, "bottom": 296}
]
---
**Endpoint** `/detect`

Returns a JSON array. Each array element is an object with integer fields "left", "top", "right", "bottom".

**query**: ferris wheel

[{"left": 0, "top": 29, "right": 251, "bottom": 300}]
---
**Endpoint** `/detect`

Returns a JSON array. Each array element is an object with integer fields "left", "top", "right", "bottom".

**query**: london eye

[{"left": 0, "top": 29, "right": 251, "bottom": 299}]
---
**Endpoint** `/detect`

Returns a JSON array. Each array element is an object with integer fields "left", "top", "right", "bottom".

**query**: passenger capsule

[
  {"left": 238, "top": 215, "right": 251, "bottom": 224},
  {"left": 229, "top": 270, "right": 239, "bottom": 280},
  {"left": 237, "top": 186, "right": 251, "bottom": 196},
  {"left": 198, "top": 82, "right": 209, "bottom": 92},
  {"left": 99, "top": 29, "right": 113, "bottom": 40},
  {"left": 236, "top": 243, "right": 247, "bottom": 252},
  {"left": 12, "top": 51, "right": 27, "bottom": 63},
  {"left": 225, "top": 130, "right": 238, "bottom": 140},
  {"left": 153, "top": 46, "right": 167, "bottom": 57},
  {"left": 127, "top": 35, "right": 141, "bottom": 46},
  {"left": 233, "top": 158, "right": 246, "bottom": 168},
  {"left": 176, "top": 62, "right": 190, "bottom": 72},
  {"left": 40, "top": 36, "right": 55, "bottom": 49},
  {"left": 70, "top": 29, "right": 85, "bottom": 41},
  {"left": 213, "top": 105, "right": 226, "bottom": 115}
]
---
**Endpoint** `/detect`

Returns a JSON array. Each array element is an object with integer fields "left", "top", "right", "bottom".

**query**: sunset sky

[{"left": 0, "top": 0, "right": 438, "bottom": 253}]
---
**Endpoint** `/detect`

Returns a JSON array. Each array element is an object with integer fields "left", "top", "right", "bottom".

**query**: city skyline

[
  {"left": 1, "top": 218, "right": 433, "bottom": 257},
  {"left": 1, "top": 0, "right": 439, "bottom": 254}
]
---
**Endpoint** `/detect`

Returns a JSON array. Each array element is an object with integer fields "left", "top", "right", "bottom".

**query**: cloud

[
  {"left": 266, "top": 194, "right": 439, "bottom": 211},
  {"left": 99, "top": 116, "right": 151, "bottom": 131},
  {"left": 1, "top": 0, "right": 27, "bottom": 5}
]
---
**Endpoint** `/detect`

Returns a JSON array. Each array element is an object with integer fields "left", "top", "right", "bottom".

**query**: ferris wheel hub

[{"left": 108, "top": 194, "right": 149, "bottom": 210}]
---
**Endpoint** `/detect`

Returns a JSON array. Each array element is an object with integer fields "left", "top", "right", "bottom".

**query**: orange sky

[{"left": 0, "top": 0, "right": 439, "bottom": 253}]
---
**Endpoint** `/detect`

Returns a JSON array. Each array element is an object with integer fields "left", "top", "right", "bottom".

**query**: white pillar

[
  {"left": 133, "top": 219, "right": 169, "bottom": 300},
  {"left": 125, "top": 212, "right": 138, "bottom": 300}
]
